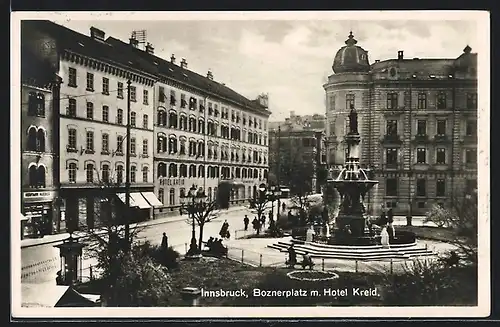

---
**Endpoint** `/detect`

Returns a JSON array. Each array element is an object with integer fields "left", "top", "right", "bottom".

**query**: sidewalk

[{"left": 20, "top": 205, "right": 248, "bottom": 249}]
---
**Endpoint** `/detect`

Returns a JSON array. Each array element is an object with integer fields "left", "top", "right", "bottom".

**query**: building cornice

[{"left": 61, "top": 50, "right": 157, "bottom": 87}]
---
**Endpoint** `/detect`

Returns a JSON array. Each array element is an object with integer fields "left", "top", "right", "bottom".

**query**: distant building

[
  {"left": 269, "top": 111, "right": 326, "bottom": 132},
  {"left": 20, "top": 46, "right": 62, "bottom": 238},
  {"left": 324, "top": 32, "right": 478, "bottom": 216}
]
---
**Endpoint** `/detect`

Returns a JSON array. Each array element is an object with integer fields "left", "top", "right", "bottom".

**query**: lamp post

[{"left": 180, "top": 184, "right": 207, "bottom": 257}]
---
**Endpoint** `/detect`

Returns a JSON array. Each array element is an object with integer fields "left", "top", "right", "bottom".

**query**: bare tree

[
  {"left": 424, "top": 188, "right": 478, "bottom": 265},
  {"left": 248, "top": 188, "right": 269, "bottom": 221},
  {"left": 182, "top": 196, "right": 221, "bottom": 251}
]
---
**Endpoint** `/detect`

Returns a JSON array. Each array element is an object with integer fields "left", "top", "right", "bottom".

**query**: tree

[
  {"left": 248, "top": 188, "right": 270, "bottom": 221},
  {"left": 424, "top": 188, "right": 478, "bottom": 265},
  {"left": 182, "top": 192, "right": 221, "bottom": 251}
]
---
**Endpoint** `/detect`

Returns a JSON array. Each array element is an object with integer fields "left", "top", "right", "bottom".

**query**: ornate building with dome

[{"left": 324, "top": 32, "right": 478, "bottom": 217}]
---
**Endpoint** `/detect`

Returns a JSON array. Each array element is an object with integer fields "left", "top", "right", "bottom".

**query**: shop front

[{"left": 22, "top": 190, "right": 59, "bottom": 239}]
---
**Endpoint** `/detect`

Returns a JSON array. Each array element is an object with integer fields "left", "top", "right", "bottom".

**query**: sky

[{"left": 52, "top": 14, "right": 480, "bottom": 122}]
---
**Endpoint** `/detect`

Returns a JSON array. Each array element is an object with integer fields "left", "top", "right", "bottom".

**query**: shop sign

[
  {"left": 23, "top": 191, "right": 56, "bottom": 203},
  {"left": 159, "top": 178, "right": 185, "bottom": 186}
]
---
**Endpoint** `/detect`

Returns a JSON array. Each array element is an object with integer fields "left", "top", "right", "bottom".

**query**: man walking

[
  {"left": 161, "top": 232, "right": 169, "bottom": 249},
  {"left": 243, "top": 215, "right": 249, "bottom": 231}
]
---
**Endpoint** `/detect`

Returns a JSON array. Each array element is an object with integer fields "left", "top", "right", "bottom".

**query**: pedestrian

[
  {"left": 220, "top": 220, "right": 230, "bottom": 239},
  {"left": 243, "top": 215, "right": 249, "bottom": 231},
  {"left": 282, "top": 202, "right": 286, "bottom": 213},
  {"left": 261, "top": 214, "right": 266, "bottom": 228},
  {"left": 252, "top": 217, "right": 259, "bottom": 232},
  {"left": 161, "top": 232, "right": 169, "bottom": 249}
]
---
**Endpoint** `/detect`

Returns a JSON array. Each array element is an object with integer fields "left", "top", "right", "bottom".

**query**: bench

[{"left": 286, "top": 260, "right": 315, "bottom": 270}]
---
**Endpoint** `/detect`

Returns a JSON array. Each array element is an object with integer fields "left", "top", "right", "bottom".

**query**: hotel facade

[
  {"left": 324, "top": 32, "right": 478, "bottom": 216},
  {"left": 20, "top": 20, "right": 271, "bottom": 234}
]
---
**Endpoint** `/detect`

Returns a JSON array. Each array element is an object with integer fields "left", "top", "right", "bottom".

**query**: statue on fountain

[{"left": 348, "top": 105, "right": 358, "bottom": 135}]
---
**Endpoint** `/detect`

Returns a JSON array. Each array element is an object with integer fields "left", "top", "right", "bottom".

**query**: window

[
  {"left": 437, "top": 92, "right": 447, "bottom": 109},
  {"left": 68, "top": 163, "right": 77, "bottom": 183},
  {"left": 102, "top": 164, "right": 110, "bottom": 183},
  {"left": 189, "top": 97, "right": 197, "bottom": 110},
  {"left": 436, "top": 148, "right": 446, "bottom": 164},
  {"left": 86, "top": 163, "right": 94, "bottom": 183},
  {"left": 142, "top": 166, "right": 148, "bottom": 183},
  {"left": 35, "top": 129, "right": 45, "bottom": 152},
  {"left": 417, "top": 93, "right": 427, "bottom": 109},
  {"left": 67, "top": 98, "right": 76, "bottom": 117},
  {"left": 417, "top": 120, "right": 427, "bottom": 135},
  {"left": 436, "top": 120, "right": 446, "bottom": 136},
  {"left": 130, "top": 112, "right": 136, "bottom": 127},
  {"left": 130, "top": 137, "right": 136, "bottom": 155},
  {"left": 102, "top": 77, "right": 109, "bottom": 95},
  {"left": 346, "top": 93, "right": 355, "bottom": 109},
  {"left": 130, "top": 166, "right": 136, "bottom": 183},
  {"left": 436, "top": 179, "right": 446, "bottom": 197},
  {"left": 130, "top": 86, "right": 136, "bottom": 102},
  {"left": 143, "top": 114, "right": 148, "bottom": 129},
  {"left": 27, "top": 128, "right": 37, "bottom": 151},
  {"left": 29, "top": 165, "right": 41, "bottom": 188},
  {"left": 386, "top": 148, "right": 398, "bottom": 166},
  {"left": 142, "top": 139, "right": 148, "bottom": 156},
  {"left": 68, "top": 128, "right": 77, "bottom": 149},
  {"left": 102, "top": 133, "right": 109, "bottom": 153},
  {"left": 86, "top": 131, "right": 94, "bottom": 152},
  {"left": 159, "top": 86, "right": 166, "bottom": 102},
  {"left": 170, "top": 90, "right": 176, "bottom": 105},
  {"left": 117, "top": 109, "right": 124, "bottom": 125},
  {"left": 417, "top": 201, "right": 426, "bottom": 209},
  {"left": 466, "top": 120, "right": 476, "bottom": 136},
  {"left": 86, "top": 102, "right": 94, "bottom": 119},
  {"left": 117, "top": 135, "right": 124, "bottom": 154},
  {"left": 117, "top": 82, "right": 124, "bottom": 99},
  {"left": 28, "top": 92, "right": 42, "bottom": 116},
  {"left": 416, "top": 148, "right": 426, "bottom": 164},
  {"left": 169, "top": 188, "right": 175, "bottom": 205},
  {"left": 181, "top": 94, "right": 187, "bottom": 108},
  {"left": 116, "top": 165, "right": 124, "bottom": 184},
  {"left": 386, "top": 120, "right": 398, "bottom": 135},
  {"left": 467, "top": 93, "right": 477, "bottom": 109},
  {"left": 68, "top": 67, "right": 77, "bottom": 87},
  {"left": 158, "top": 189, "right": 164, "bottom": 205},
  {"left": 86, "top": 72, "right": 94, "bottom": 91},
  {"left": 465, "top": 149, "right": 477, "bottom": 165},
  {"left": 329, "top": 94, "right": 336, "bottom": 111},
  {"left": 416, "top": 178, "right": 426, "bottom": 197},
  {"left": 386, "top": 178, "right": 398, "bottom": 196},
  {"left": 143, "top": 89, "right": 149, "bottom": 105},
  {"left": 102, "top": 105, "right": 109, "bottom": 122},
  {"left": 387, "top": 92, "right": 398, "bottom": 109}
]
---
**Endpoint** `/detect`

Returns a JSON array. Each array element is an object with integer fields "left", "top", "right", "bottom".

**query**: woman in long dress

[{"left": 380, "top": 225, "right": 390, "bottom": 248}]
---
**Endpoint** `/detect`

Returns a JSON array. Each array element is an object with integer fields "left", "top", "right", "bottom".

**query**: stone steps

[{"left": 268, "top": 239, "right": 434, "bottom": 261}]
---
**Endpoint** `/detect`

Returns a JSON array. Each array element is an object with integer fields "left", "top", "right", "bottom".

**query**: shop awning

[
  {"left": 116, "top": 193, "right": 138, "bottom": 208},
  {"left": 141, "top": 192, "right": 163, "bottom": 207},
  {"left": 130, "top": 193, "right": 152, "bottom": 209}
]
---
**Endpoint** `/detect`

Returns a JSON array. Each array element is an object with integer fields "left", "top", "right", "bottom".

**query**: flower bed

[{"left": 287, "top": 270, "right": 339, "bottom": 282}]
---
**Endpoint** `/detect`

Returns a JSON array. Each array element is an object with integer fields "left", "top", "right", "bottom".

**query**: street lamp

[{"left": 180, "top": 184, "right": 207, "bottom": 256}]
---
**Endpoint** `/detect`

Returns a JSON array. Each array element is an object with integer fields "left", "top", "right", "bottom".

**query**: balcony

[
  {"left": 380, "top": 134, "right": 403, "bottom": 146},
  {"left": 411, "top": 134, "right": 431, "bottom": 144},
  {"left": 433, "top": 134, "right": 451, "bottom": 144}
]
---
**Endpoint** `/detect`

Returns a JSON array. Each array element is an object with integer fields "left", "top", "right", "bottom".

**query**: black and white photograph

[{"left": 11, "top": 11, "right": 489, "bottom": 318}]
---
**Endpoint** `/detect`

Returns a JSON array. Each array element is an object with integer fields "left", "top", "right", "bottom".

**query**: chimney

[
  {"left": 180, "top": 58, "right": 188, "bottom": 69},
  {"left": 90, "top": 27, "right": 105, "bottom": 41},
  {"left": 129, "top": 38, "right": 139, "bottom": 48},
  {"left": 398, "top": 50, "right": 404, "bottom": 60},
  {"left": 207, "top": 69, "right": 213, "bottom": 80},
  {"left": 145, "top": 42, "right": 154, "bottom": 54},
  {"left": 170, "top": 54, "right": 176, "bottom": 64}
]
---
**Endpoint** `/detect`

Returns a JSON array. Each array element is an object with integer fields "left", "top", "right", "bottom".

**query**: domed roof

[{"left": 332, "top": 32, "right": 370, "bottom": 74}]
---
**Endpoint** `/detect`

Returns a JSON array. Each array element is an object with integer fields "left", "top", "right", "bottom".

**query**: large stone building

[
  {"left": 20, "top": 46, "right": 62, "bottom": 238},
  {"left": 20, "top": 20, "right": 271, "bottom": 233},
  {"left": 105, "top": 38, "right": 271, "bottom": 217},
  {"left": 269, "top": 111, "right": 326, "bottom": 131},
  {"left": 324, "top": 32, "right": 478, "bottom": 216}
]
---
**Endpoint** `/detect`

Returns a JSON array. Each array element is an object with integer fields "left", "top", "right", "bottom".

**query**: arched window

[
  {"left": 157, "top": 134, "right": 167, "bottom": 153},
  {"left": 36, "top": 165, "right": 45, "bottom": 187},
  {"left": 116, "top": 165, "right": 124, "bottom": 184},
  {"left": 68, "top": 163, "right": 77, "bottom": 183},
  {"left": 189, "top": 164, "right": 196, "bottom": 177},
  {"left": 198, "top": 119, "right": 205, "bottom": 134},
  {"left": 158, "top": 162, "right": 167, "bottom": 178},
  {"left": 180, "top": 164, "right": 188, "bottom": 178},
  {"left": 197, "top": 142, "right": 204, "bottom": 157},
  {"left": 168, "top": 163, "right": 177, "bottom": 178},
  {"left": 130, "top": 166, "right": 136, "bottom": 183},
  {"left": 117, "top": 108, "right": 124, "bottom": 124},
  {"left": 86, "top": 102, "right": 94, "bottom": 119},
  {"left": 169, "top": 188, "right": 175, "bottom": 205},
  {"left": 102, "top": 164, "right": 110, "bottom": 183},
  {"left": 142, "top": 166, "right": 148, "bottom": 182},
  {"left": 68, "top": 128, "right": 77, "bottom": 150},
  {"left": 86, "top": 163, "right": 94, "bottom": 183},
  {"left": 36, "top": 129, "right": 45, "bottom": 152},
  {"left": 28, "top": 165, "right": 37, "bottom": 188},
  {"left": 189, "top": 117, "right": 196, "bottom": 132},
  {"left": 168, "top": 112, "right": 178, "bottom": 128},
  {"left": 254, "top": 169, "right": 258, "bottom": 179},
  {"left": 157, "top": 110, "right": 165, "bottom": 127},
  {"left": 207, "top": 187, "right": 212, "bottom": 201},
  {"left": 235, "top": 167, "right": 241, "bottom": 178},
  {"left": 130, "top": 111, "right": 137, "bottom": 127},
  {"left": 264, "top": 169, "right": 268, "bottom": 180},
  {"left": 27, "top": 127, "right": 37, "bottom": 151},
  {"left": 198, "top": 165, "right": 205, "bottom": 178},
  {"left": 169, "top": 137, "right": 178, "bottom": 153}
]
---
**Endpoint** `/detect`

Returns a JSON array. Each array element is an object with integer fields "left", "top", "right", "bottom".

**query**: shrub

[
  {"left": 134, "top": 241, "right": 181, "bottom": 270},
  {"left": 108, "top": 251, "right": 173, "bottom": 306}
]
